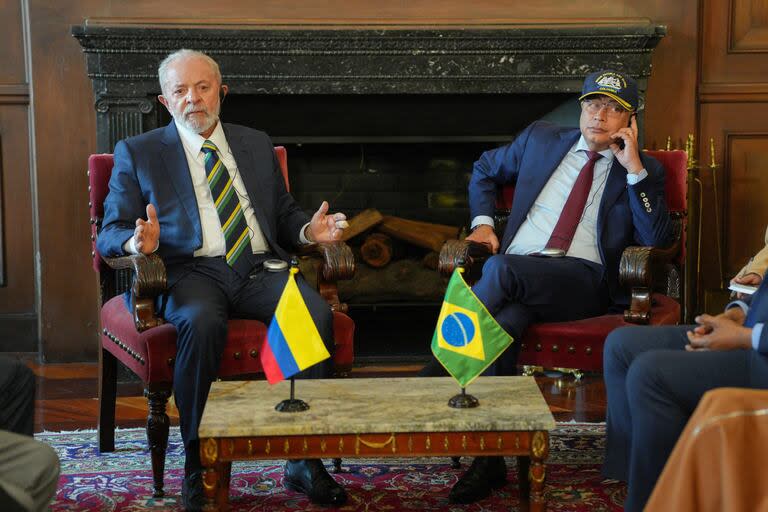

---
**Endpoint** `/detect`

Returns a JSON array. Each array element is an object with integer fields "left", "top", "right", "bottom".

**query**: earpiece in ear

[{"left": 219, "top": 87, "right": 226, "bottom": 103}]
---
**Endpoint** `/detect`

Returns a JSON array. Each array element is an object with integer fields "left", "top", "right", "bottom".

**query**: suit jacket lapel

[
  {"left": 502, "top": 129, "right": 580, "bottom": 251},
  {"left": 596, "top": 158, "right": 628, "bottom": 240},
  {"left": 225, "top": 126, "right": 275, "bottom": 242},
  {"left": 160, "top": 122, "right": 203, "bottom": 244}
]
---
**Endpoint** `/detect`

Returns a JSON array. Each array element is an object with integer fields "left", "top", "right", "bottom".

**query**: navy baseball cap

[{"left": 579, "top": 70, "right": 638, "bottom": 111}]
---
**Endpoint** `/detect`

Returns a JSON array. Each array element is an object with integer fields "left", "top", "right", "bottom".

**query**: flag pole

[
  {"left": 276, "top": 376, "right": 309, "bottom": 412},
  {"left": 275, "top": 257, "right": 311, "bottom": 413}
]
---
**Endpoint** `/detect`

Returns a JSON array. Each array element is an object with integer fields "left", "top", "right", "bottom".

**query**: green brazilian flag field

[{"left": 431, "top": 269, "right": 514, "bottom": 387}]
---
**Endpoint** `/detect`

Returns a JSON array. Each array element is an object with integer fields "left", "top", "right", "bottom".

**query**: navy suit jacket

[
  {"left": 97, "top": 121, "right": 309, "bottom": 287},
  {"left": 469, "top": 120, "right": 673, "bottom": 307}
]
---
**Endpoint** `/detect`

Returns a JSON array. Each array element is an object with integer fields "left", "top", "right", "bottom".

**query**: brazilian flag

[{"left": 431, "top": 268, "right": 514, "bottom": 387}]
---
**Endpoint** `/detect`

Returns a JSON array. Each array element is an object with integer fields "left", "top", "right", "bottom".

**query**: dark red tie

[{"left": 546, "top": 150, "right": 603, "bottom": 252}]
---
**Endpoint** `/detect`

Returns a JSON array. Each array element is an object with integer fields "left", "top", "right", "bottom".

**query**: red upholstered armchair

[
  {"left": 439, "top": 149, "right": 687, "bottom": 378},
  {"left": 88, "top": 147, "right": 355, "bottom": 498}
]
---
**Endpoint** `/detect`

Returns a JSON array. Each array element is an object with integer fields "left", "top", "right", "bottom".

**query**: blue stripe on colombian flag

[{"left": 263, "top": 321, "right": 301, "bottom": 384}]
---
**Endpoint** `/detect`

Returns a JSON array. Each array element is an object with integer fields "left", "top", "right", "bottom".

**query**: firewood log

[
  {"left": 379, "top": 216, "right": 460, "bottom": 252},
  {"left": 360, "top": 233, "right": 394, "bottom": 268},
  {"left": 340, "top": 208, "right": 384, "bottom": 241}
]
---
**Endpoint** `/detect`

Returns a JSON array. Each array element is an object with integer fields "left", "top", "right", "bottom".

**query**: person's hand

[
  {"left": 691, "top": 308, "right": 746, "bottom": 338},
  {"left": 466, "top": 224, "right": 499, "bottom": 254},
  {"left": 610, "top": 115, "right": 644, "bottom": 174},
  {"left": 686, "top": 313, "right": 752, "bottom": 352},
  {"left": 134, "top": 204, "right": 160, "bottom": 254},
  {"left": 731, "top": 272, "right": 763, "bottom": 299},
  {"left": 308, "top": 201, "right": 348, "bottom": 242}
]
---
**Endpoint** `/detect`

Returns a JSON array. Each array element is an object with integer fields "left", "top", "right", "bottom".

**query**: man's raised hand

[
  {"left": 308, "top": 201, "right": 348, "bottom": 243},
  {"left": 134, "top": 204, "right": 160, "bottom": 254}
]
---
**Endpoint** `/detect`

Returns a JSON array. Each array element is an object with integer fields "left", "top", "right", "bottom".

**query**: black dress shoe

[
  {"left": 181, "top": 470, "right": 206, "bottom": 511},
  {"left": 284, "top": 459, "right": 348, "bottom": 506},
  {"left": 449, "top": 456, "right": 507, "bottom": 504}
]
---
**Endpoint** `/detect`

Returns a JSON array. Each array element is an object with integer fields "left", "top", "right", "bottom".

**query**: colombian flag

[
  {"left": 431, "top": 268, "right": 514, "bottom": 387},
  {"left": 260, "top": 268, "right": 331, "bottom": 384}
]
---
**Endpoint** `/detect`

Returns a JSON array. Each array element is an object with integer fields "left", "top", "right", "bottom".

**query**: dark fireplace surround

[{"left": 73, "top": 21, "right": 665, "bottom": 359}]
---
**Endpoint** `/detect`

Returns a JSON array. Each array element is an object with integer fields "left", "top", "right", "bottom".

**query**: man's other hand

[
  {"left": 134, "top": 204, "right": 160, "bottom": 255},
  {"left": 686, "top": 313, "right": 752, "bottom": 352},
  {"left": 308, "top": 201, "right": 348, "bottom": 242},
  {"left": 732, "top": 272, "right": 763, "bottom": 299},
  {"left": 466, "top": 224, "right": 499, "bottom": 254}
]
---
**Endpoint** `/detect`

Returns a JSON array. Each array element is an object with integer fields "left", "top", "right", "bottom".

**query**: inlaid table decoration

[{"left": 198, "top": 376, "right": 556, "bottom": 511}]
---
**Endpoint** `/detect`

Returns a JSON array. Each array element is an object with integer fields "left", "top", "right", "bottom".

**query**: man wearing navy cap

[{"left": 421, "top": 70, "right": 673, "bottom": 504}]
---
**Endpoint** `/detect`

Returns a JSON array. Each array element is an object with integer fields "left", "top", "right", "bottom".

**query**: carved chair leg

[
  {"left": 332, "top": 458, "right": 342, "bottom": 473},
  {"left": 98, "top": 347, "right": 117, "bottom": 453},
  {"left": 145, "top": 388, "right": 171, "bottom": 498}
]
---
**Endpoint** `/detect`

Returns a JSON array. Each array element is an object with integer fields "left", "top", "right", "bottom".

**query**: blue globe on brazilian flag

[{"left": 432, "top": 269, "right": 514, "bottom": 387}]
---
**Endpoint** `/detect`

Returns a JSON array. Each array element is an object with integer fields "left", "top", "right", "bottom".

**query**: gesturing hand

[
  {"left": 134, "top": 204, "right": 160, "bottom": 254},
  {"left": 686, "top": 313, "right": 752, "bottom": 352},
  {"left": 308, "top": 201, "right": 348, "bottom": 243}
]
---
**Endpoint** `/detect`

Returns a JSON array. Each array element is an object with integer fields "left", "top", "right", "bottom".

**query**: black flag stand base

[
  {"left": 448, "top": 387, "right": 479, "bottom": 409},
  {"left": 275, "top": 377, "right": 310, "bottom": 412}
]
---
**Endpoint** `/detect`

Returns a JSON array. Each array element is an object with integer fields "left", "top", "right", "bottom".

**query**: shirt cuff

[
  {"left": 626, "top": 169, "right": 648, "bottom": 185},
  {"left": 726, "top": 300, "right": 750, "bottom": 317},
  {"left": 123, "top": 236, "right": 159, "bottom": 255},
  {"left": 123, "top": 237, "right": 138, "bottom": 255},
  {"left": 752, "top": 323, "right": 763, "bottom": 351},
  {"left": 470, "top": 216, "right": 495, "bottom": 231},
  {"left": 299, "top": 222, "right": 312, "bottom": 245}
]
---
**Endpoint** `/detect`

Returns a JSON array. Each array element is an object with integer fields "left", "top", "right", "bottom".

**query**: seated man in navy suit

[
  {"left": 421, "top": 70, "right": 674, "bottom": 504},
  {"left": 97, "top": 49, "right": 349, "bottom": 510},
  {"left": 604, "top": 268, "right": 768, "bottom": 511}
]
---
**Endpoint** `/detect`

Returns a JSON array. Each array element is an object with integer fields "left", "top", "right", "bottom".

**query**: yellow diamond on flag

[{"left": 435, "top": 302, "right": 485, "bottom": 361}]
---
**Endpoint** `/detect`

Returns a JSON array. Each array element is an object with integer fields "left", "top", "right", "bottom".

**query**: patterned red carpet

[{"left": 42, "top": 423, "right": 625, "bottom": 511}]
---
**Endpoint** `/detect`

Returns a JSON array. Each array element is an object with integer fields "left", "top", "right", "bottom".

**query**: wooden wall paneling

[
  {"left": 730, "top": 0, "right": 768, "bottom": 52},
  {"left": 25, "top": 0, "right": 698, "bottom": 361},
  {"left": 702, "top": 0, "right": 768, "bottom": 83},
  {"left": 0, "top": 0, "right": 37, "bottom": 352},
  {"left": 697, "top": 103, "right": 768, "bottom": 308},
  {"left": 723, "top": 134, "right": 768, "bottom": 276}
]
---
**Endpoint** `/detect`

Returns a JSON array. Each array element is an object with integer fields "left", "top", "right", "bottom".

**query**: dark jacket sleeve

[
  {"left": 626, "top": 153, "right": 674, "bottom": 248},
  {"left": 96, "top": 140, "right": 146, "bottom": 257}
]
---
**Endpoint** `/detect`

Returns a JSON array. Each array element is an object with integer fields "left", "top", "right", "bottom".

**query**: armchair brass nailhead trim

[
  {"left": 567, "top": 345, "right": 576, "bottom": 354},
  {"left": 551, "top": 344, "right": 559, "bottom": 353},
  {"left": 233, "top": 351, "right": 241, "bottom": 360},
  {"left": 249, "top": 349, "right": 258, "bottom": 358},
  {"left": 535, "top": 344, "right": 542, "bottom": 352},
  {"left": 102, "top": 328, "right": 146, "bottom": 365},
  {"left": 585, "top": 346, "right": 593, "bottom": 355}
]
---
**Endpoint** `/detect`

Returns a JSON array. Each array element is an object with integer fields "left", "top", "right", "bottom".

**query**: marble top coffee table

[{"left": 198, "top": 376, "right": 556, "bottom": 511}]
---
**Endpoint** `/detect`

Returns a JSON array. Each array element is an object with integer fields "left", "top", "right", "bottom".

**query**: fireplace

[{"left": 73, "top": 21, "right": 665, "bottom": 360}]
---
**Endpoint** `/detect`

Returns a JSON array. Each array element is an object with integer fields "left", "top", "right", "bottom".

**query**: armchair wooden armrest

[
  {"left": 103, "top": 253, "right": 167, "bottom": 332},
  {"left": 298, "top": 241, "right": 356, "bottom": 313},
  {"left": 438, "top": 239, "right": 493, "bottom": 282},
  {"left": 619, "top": 237, "right": 681, "bottom": 324}
]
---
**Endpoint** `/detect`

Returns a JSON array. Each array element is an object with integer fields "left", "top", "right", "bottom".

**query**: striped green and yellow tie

[{"left": 202, "top": 140, "right": 253, "bottom": 275}]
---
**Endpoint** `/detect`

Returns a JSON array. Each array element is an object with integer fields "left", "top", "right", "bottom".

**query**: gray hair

[{"left": 158, "top": 49, "right": 222, "bottom": 94}]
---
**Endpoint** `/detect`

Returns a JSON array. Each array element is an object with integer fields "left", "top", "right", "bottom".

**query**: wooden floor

[{"left": 29, "top": 361, "right": 606, "bottom": 433}]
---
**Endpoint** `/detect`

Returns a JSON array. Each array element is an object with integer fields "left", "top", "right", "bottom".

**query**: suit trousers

[
  {"left": 0, "top": 357, "right": 35, "bottom": 436},
  {"left": 602, "top": 325, "right": 768, "bottom": 512},
  {"left": 421, "top": 254, "right": 608, "bottom": 376},
  {"left": 159, "top": 257, "right": 335, "bottom": 472}
]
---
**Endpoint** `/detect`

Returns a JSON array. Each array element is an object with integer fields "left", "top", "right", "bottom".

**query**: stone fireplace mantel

[{"left": 72, "top": 20, "right": 665, "bottom": 152}]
